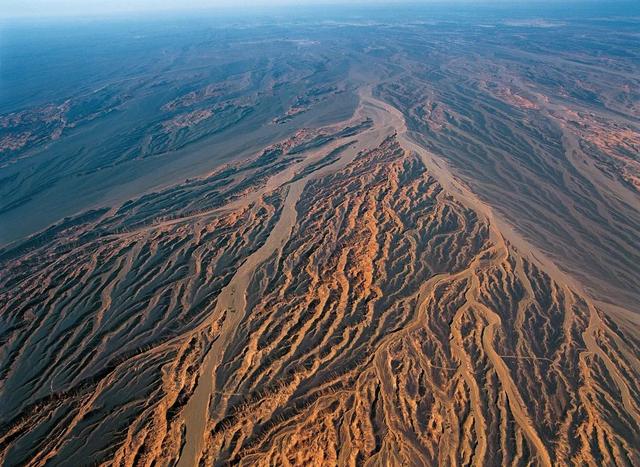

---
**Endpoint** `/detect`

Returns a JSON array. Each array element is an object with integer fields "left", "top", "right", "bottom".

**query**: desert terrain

[{"left": 1, "top": 4, "right": 639, "bottom": 466}]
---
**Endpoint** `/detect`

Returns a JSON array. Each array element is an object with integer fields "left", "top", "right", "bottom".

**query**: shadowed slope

[{"left": 0, "top": 118, "right": 367, "bottom": 465}]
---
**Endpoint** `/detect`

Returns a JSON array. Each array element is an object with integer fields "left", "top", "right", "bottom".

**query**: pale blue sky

[
  {"left": 3, "top": 0, "right": 401, "bottom": 18},
  {"left": 3, "top": 0, "right": 530, "bottom": 19}
]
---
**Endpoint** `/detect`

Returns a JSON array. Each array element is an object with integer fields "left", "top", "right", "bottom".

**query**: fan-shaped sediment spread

[{"left": 1, "top": 83, "right": 638, "bottom": 466}]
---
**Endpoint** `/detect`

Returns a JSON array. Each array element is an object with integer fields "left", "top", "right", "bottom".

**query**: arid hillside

[{"left": 1, "top": 8, "right": 639, "bottom": 467}]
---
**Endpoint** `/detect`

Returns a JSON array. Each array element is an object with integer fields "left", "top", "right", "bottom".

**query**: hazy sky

[
  {"left": 3, "top": 0, "right": 410, "bottom": 18},
  {"left": 3, "top": 0, "right": 534, "bottom": 19}
]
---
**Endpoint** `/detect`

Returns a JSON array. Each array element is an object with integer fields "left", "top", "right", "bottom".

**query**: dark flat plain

[{"left": 0, "top": 19, "right": 358, "bottom": 243}]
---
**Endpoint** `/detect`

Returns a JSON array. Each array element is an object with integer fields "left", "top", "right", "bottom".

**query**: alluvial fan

[{"left": 1, "top": 7, "right": 639, "bottom": 467}]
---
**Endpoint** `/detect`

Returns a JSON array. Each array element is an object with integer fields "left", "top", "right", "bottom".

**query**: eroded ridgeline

[
  {"left": 192, "top": 92, "right": 640, "bottom": 465},
  {"left": 0, "top": 86, "right": 638, "bottom": 467},
  {"left": 0, "top": 112, "right": 373, "bottom": 465}
]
